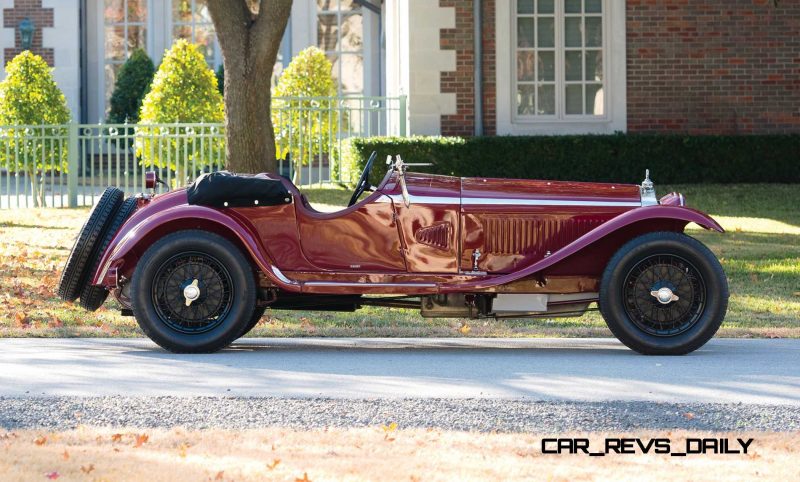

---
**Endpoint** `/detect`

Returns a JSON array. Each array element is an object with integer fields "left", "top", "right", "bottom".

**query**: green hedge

[{"left": 341, "top": 134, "right": 800, "bottom": 187}]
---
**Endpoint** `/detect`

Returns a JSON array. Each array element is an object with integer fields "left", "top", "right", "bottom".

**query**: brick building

[{"left": 1, "top": 0, "right": 798, "bottom": 136}]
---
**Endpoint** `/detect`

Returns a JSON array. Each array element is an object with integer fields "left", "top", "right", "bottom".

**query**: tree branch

[
  {"left": 251, "top": 0, "right": 293, "bottom": 63},
  {"left": 206, "top": 0, "right": 252, "bottom": 58}
]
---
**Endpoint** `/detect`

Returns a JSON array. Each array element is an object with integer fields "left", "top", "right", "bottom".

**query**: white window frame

[{"left": 496, "top": 0, "right": 626, "bottom": 135}]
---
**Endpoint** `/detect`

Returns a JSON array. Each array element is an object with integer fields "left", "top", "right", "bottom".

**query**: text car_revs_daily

[{"left": 541, "top": 437, "right": 754, "bottom": 457}]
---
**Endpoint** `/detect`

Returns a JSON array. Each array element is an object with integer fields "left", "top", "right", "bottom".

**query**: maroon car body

[{"left": 61, "top": 155, "right": 728, "bottom": 355}]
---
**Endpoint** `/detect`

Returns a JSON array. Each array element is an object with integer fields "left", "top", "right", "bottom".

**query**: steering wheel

[{"left": 348, "top": 151, "right": 378, "bottom": 207}]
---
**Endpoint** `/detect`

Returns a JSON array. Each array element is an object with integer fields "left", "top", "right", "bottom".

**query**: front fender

[
  {"left": 92, "top": 204, "right": 301, "bottom": 292},
  {"left": 440, "top": 205, "right": 723, "bottom": 293}
]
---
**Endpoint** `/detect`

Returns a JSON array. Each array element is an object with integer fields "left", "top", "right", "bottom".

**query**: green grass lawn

[{"left": 0, "top": 184, "right": 797, "bottom": 338}]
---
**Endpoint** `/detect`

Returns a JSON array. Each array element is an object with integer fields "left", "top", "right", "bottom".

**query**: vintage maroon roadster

[{"left": 58, "top": 152, "right": 728, "bottom": 355}]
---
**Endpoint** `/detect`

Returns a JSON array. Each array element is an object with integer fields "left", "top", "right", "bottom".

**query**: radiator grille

[{"left": 415, "top": 223, "right": 452, "bottom": 250}]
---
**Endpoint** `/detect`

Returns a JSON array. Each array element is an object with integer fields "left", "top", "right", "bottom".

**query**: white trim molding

[{"left": 495, "top": 0, "right": 627, "bottom": 135}]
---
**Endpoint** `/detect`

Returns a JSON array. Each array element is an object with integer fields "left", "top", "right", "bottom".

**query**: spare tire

[
  {"left": 79, "top": 196, "right": 139, "bottom": 311},
  {"left": 57, "top": 187, "right": 124, "bottom": 302}
]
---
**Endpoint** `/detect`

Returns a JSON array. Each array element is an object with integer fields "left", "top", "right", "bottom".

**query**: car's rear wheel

[
  {"left": 599, "top": 232, "right": 728, "bottom": 355},
  {"left": 57, "top": 187, "right": 124, "bottom": 301},
  {"left": 79, "top": 196, "right": 139, "bottom": 311},
  {"left": 130, "top": 230, "right": 256, "bottom": 353}
]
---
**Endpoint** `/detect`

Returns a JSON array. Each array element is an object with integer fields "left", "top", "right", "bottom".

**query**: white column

[
  {"left": 385, "top": 0, "right": 456, "bottom": 136},
  {"left": 42, "top": 0, "right": 81, "bottom": 120}
]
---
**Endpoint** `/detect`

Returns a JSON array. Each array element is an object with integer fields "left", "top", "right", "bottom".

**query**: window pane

[
  {"left": 104, "top": 64, "right": 121, "bottom": 105},
  {"left": 517, "top": 0, "right": 534, "bottom": 14},
  {"left": 173, "top": 24, "right": 192, "bottom": 40},
  {"left": 341, "top": 13, "right": 363, "bottom": 52},
  {"left": 585, "top": 17, "right": 602, "bottom": 47},
  {"left": 566, "top": 85, "right": 583, "bottom": 114},
  {"left": 339, "top": 54, "right": 363, "bottom": 93},
  {"left": 586, "top": 84, "right": 604, "bottom": 115},
  {"left": 565, "top": 0, "right": 582, "bottom": 13},
  {"left": 194, "top": 25, "right": 216, "bottom": 64},
  {"left": 317, "top": 0, "right": 336, "bottom": 11},
  {"left": 538, "top": 0, "right": 554, "bottom": 14},
  {"left": 537, "top": 84, "right": 555, "bottom": 115},
  {"left": 537, "top": 17, "right": 554, "bottom": 48},
  {"left": 565, "top": 51, "right": 583, "bottom": 81},
  {"left": 585, "top": 0, "right": 602, "bottom": 13},
  {"left": 172, "top": 0, "right": 192, "bottom": 23},
  {"left": 317, "top": 13, "right": 338, "bottom": 51},
  {"left": 127, "top": 25, "right": 146, "bottom": 51},
  {"left": 538, "top": 51, "right": 555, "bottom": 81},
  {"left": 105, "top": 26, "right": 125, "bottom": 61},
  {"left": 339, "top": 0, "right": 360, "bottom": 12},
  {"left": 517, "top": 85, "right": 537, "bottom": 116},
  {"left": 565, "top": 17, "right": 582, "bottom": 47},
  {"left": 585, "top": 50, "right": 602, "bottom": 81},
  {"left": 517, "top": 52, "right": 536, "bottom": 81},
  {"left": 104, "top": 0, "right": 124, "bottom": 23},
  {"left": 517, "top": 18, "right": 535, "bottom": 48},
  {"left": 127, "top": 0, "right": 147, "bottom": 22}
]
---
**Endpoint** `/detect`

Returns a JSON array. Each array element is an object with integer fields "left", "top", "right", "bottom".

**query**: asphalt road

[{"left": 1, "top": 338, "right": 798, "bottom": 405}]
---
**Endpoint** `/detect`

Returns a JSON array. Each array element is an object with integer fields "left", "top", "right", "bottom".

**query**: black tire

[
  {"left": 599, "top": 232, "right": 728, "bottom": 355},
  {"left": 79, "top": 197, "right": 139, "bottom": 311},
  {"left": 130, "top": 230, "right": 256, "bottom": 353},
  {"left": 239, "top": 305, "right": 268, "bottom": 338},
  {"left": 57, "top": 187, "right": 124, "bottom": 301}
]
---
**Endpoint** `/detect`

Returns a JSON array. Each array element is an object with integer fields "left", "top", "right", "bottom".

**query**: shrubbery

[
  {"left": 272, "top": 46, "right": 338, "bottom": 183},
  {"left": 0, "top": 51, "right": 71, "bottom": 206},
  {"left": 107, "top": 48, "right": 155, "bottom": 124},
  {"left": 137, "top": 40, "right": 224, "bottom": 170},
  {"left": 343, "top": 134, "right": 800, "bottom": 186}
]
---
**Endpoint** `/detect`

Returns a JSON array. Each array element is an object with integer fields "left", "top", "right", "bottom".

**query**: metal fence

[{"left": 0, "top": 95, "right": 406, "bottom": 209}]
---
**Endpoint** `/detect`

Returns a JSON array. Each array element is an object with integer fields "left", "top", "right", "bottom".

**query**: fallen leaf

[
  {"left": 134, "top": 434, "right": 149, "bottom": 448},
  {"left": 61, "top": 449, "right": 69, "bottom": 460},
  {"left": 178, "top": 442, "right": 190, "bottom": 458},
  {"left": 215, "top": 471, "right": 225, "bottom": 481},
  {"left": 14, "top": 311, "right": 29, "bottom": 328},
  {"left": 44, "top": 472, "right": 60, "bottom": 480},
  {"left": 458, "top": 322, "right": 471, "bottom": 335},
  {"left": 381, "top": 422, "right": 398, "bottom": 433},
  {"left": 295, "top": 473, "right": 312, "bottom": 482},
  {"left": 80, "top": 464, "right": 95, "bottom": 474},
  {"left": 34, "top": 436, "right": 47, "bottom": 446},
  {"left": 111, "top": 433, "right": 123, "bottom": 443},
  {"left": 267, "top": 459, "right": 281, "bottom": 470},
  {"left": 683, "top": 412, "right": 695, "bottom": 420}
]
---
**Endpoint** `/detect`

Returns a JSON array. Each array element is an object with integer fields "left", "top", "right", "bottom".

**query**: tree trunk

[
  {"left": 224, "top": 70, "right": 276, "bottom": 174},
  {"left": 206, "top": 0, "right": 293, "bottom": 175}
]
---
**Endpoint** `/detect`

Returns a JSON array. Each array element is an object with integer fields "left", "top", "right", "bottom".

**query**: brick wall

[
  {"left": 627, "top": 0, "right": 800, "bottom": 134},
  {"left": 438, "top": 0, "right": 497, "bottom": 136},
  {"left": 3, "top": 0, "right": 55, "bottom": 66}
]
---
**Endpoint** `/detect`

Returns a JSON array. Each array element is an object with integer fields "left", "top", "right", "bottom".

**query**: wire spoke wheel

[
  {"left": 622, "top": 254, "right": 706, "bottom": 337},
  {"left": 152, "top": 251, "right": 234, "bottom": 335}
]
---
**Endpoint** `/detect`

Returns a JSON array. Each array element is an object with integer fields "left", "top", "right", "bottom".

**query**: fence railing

[{"left": 0, "top": 95, "right": 407, "bottom": 209}]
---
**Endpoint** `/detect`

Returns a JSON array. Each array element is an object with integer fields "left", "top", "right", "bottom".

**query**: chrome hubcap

[
  {"left": 183, "top": 279, "right": 200, "bottom": 307},
  {"left": 651, "top": 287, "right": 679, "bottom": 305}
]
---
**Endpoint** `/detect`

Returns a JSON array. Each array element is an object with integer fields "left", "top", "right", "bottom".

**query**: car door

[
  {"left": 294, "top": 191, "right": 407, "bottom": 271},
  {"left": 383, "top": 173, "right": 461, "bottom": 273}
]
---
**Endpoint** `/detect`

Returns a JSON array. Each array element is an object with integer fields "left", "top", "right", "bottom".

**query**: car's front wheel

[
  {"left": 599, "top": 231, "right": 728, "bottom": 355},
  {"left": 130, "top": 230, "right": 256, "bottom": 353}
]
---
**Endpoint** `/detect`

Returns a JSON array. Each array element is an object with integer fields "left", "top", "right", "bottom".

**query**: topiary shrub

[
  {"left": 107, "top": 48, "right": 155, "bottom": 124},
  {"left": 272, "top": 46, "right": 338, "bottom": 184},
  {"left": 0, "top": 51, "right": 71, "bottom": 206},
  {"left": 136, "top": 39, "right": 224, "bottom": 172}
]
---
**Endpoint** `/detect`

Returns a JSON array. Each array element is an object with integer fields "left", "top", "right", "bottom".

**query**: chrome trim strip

[
  {"left": 378, "top": 194, "right": 640, "bottom": 207},
  {"left": 304, "top": 281, "right": 437, "bottom": 288},
  {"left": 272, "top": 266, "right": 298, "bottom": 285}
]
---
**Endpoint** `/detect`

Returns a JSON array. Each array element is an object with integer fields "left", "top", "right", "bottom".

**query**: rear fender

[
  {"left": 441, "top": 205, "right": 723, "bottom": 293},
  {"left": 92, "top": 205, "right": 301, "bottom": 292}
]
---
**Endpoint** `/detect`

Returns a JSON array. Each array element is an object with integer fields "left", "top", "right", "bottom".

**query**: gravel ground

[{"left": 1, "top": 397, "right": 797, "bottom": 433}]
